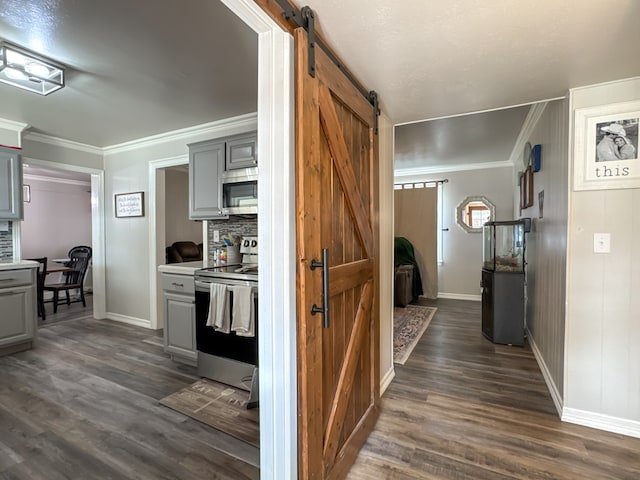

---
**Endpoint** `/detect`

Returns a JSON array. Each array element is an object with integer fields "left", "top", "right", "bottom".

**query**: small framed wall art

[
  {"left": 115, "top": 191, "right": 145, "bottom": 218},
  {"left": 520, "top": 166, "right": 534, "bottom": 209},
  {"left": 573, "top": 100, "right": 639, "bottom": 191}
]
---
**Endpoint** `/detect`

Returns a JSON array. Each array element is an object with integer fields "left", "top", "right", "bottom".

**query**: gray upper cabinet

[
  {"left": 225, "top": 132, "right": 257, "bottom": 170},
  {"left": 188, "top": 131, "right": 257, "bottom": 220},
  {"left": 0, "top": 147, "right": 23, "bottom": 220},
  {"left": 188, "top": 139, "right": 227, "bottom": 220}
]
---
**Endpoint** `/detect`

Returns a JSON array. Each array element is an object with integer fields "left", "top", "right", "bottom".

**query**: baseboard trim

[
  {"left": 436, "top": 292, "right": 481, "bottom": 302},
  {"left": 380, "top": 366, "right": 395, "bottom": 394},
  {"left": 527, "top": 329, "right": 563, "bottom": 417},
  {"left": 106, "top": 312, "right": 152, "bottom": 329},
  {"left": 562, "top": 407, "right": 640, "bottom": 439}
]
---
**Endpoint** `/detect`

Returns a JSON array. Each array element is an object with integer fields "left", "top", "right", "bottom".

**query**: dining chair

[
  {"left": 43, "top": 249, "right": 92, "bottom": 313},
  {"left": 26, "top": 257, "right": 47, "bottom": 320}
]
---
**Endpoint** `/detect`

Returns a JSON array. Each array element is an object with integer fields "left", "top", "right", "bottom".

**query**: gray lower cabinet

[
  {"left": 0, "top": 147, "right": 23, "bottom": 220},
  {"left": 0, "top": 268, "right": 36, "bottom": 355},
  {"left": 162, "top": 273, "right": 196, "bottom": 365},
  {"left": 188, "top": 139, "right": 227, "bottom": 220}
]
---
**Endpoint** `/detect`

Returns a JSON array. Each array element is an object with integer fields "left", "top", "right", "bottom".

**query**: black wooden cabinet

[{"left": 481, "top": 269, "right": 525, "bottom": 346}]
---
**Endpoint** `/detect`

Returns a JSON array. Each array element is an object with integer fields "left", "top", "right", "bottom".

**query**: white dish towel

[
  {"left": 231, "top": 285, "right": 255, "bottom": 337},
  {"left": 206, "top": 283, "right": 230, "bottom": 333}
]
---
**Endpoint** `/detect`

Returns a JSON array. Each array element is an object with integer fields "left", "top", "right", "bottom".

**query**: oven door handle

[{"left": 310, "top": 248, "right": 330, "bottom": 328}]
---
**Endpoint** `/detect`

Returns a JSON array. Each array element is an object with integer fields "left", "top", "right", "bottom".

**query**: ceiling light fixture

[{"left": 0, "top": 42, "right": 64, "bottom": 95}]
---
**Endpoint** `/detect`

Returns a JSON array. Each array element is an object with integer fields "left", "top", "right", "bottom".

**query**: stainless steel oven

[{"left": 195, "top": 265, "right": 259, "bottom": 408}]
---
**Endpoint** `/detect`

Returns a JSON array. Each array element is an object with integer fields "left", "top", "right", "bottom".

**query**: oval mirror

[{"left": 456, "top": 196, "right": 495, "bottom": 233}]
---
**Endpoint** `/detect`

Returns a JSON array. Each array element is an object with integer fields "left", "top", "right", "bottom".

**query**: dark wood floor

[
  {"left": 5, "top": 297, "right": 640, "bottom": 479},
  {"left": 1, "top": 298, "right": 259, "bottom": 480},
  {"left": 347, "top": 298, "right": 640, "bottom": 479}
]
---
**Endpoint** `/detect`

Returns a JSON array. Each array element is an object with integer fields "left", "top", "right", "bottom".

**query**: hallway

[{"left": 348, "top": 298, "right": 640, "bottom": 479}]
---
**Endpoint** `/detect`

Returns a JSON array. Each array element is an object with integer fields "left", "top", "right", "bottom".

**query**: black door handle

[{"left": 310, "top": 248, "right": 330, "bottom": 328}]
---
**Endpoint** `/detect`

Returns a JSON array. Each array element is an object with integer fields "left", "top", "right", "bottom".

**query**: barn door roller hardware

[{"left": 274, "top": 0, "right": 380, "bottom": 132}]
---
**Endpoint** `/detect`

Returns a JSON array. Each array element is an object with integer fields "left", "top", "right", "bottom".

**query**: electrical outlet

[{"left": 213, "top": 230, "right": 220, "bottom": 242}]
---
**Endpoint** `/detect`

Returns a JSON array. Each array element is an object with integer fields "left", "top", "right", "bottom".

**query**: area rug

[
  {"left": 159, "top": 378, "right": 259, "bottom": 447},
  {"left": 393, "top": 305, "right": 437, "bottom": 365}
]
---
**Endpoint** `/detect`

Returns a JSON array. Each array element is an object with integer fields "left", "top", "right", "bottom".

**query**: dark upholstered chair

[
  {"left": 26, "top": 257, "right": 47, "bottom": 320},
  {"left": 166, "top": 241, "right": 203, "bottom": 263},
  {"left": 43, "top": 248, "right": 92, "bottom": 313}
]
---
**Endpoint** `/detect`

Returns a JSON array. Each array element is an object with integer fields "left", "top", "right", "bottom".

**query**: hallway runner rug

[
  {"left": 159, "top": 378, "right": 259, "bottom": 448},
  {"left": 393, "top": 305, "right": 437, "bottom": 365}
]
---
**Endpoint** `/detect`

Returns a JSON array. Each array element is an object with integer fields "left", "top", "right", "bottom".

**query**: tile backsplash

[
  {"left": 207, "top": 215, "right": 257, "bottom": 261},
  {"left": 0, "top": 222, "right": 13, "bottom": 261}
]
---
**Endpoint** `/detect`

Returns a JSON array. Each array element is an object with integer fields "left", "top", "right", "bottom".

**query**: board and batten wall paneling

[
  {"left": 521, "top": 99, "right": 569, "bottom": 406},
  {"left": 565, "top": 77, "right": 640, "bottom": 428},
  {"left": 394, "top": 186, "right": 438, "bottom": 298}
]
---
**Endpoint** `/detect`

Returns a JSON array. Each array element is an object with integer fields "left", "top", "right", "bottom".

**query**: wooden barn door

[{"left": 295, "top": 27, "right": 381, "bottom": 480}]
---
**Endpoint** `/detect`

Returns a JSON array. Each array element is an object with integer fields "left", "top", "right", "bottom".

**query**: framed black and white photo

[
  {"left": 574, "top": 101, "right": 639, "bottom": 191},
  {"left": 115, "top": 191, "right": 145, "bottom": 218}
]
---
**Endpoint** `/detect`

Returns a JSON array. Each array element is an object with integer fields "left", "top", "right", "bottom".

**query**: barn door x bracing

[{"left": 295, "top": 27, "right": 381, "bottom": 480}]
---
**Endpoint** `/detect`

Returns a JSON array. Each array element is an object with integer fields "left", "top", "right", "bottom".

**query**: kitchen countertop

[
  {"left": 158, "top": 260, "right": 213, "bottom": 275},
  {"left": 0, "top": 260, "right": 38, "bottom": 271}
]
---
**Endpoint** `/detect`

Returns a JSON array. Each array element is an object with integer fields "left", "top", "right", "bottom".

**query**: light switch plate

[
  {"left": 0, "top": 221, "right": 8, "bottom": 232},
  {"left": 213, "top": 230, "right": 220, "bottom": 242},
  {"left": 593, "top": 233, "right": 610, "bottom": 253}
]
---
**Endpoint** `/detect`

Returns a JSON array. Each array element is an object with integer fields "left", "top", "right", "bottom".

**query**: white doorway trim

[
  {"left": 18, "top": 157, "right": 106, "bottom": 319},
  {"left": 148, "top": 154, "right": 190, "bottom": 331},
  {"left": 220, "top": 1, "right": 296, "bottom": 478}
]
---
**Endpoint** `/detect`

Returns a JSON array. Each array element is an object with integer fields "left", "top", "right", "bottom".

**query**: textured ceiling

[
  {"left": 0, "top": 0, "right": 258, "bottom": 147},
  {"left": 292, "top": 0, "right": 640, "bottom": 124},
  {"left": 394, "top": 106, "right": 531, "bottom": 171},
  {"left": 1, "top": 0, "right": 639, "bottom": 167}
]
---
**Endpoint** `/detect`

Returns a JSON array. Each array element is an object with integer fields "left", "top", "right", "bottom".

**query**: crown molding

[
  {"left": 0, "top": 118, "right": 29, "bottom": 133},
  {"left": 22, "top": 132, "right": 103, "bottom": 155},
  {"left": 395, "top": 97, "right": 564, "bottom": 126},
  {"left": 20, "top": 112, "right": 259, "bottom": 157},
  {"left": 395, "top": 160, "right": 512, "bottom": 180},
  {"left": 507, "top": 102, "right": 549, "bottom": 169},
  {"left": 103, "top": 112, "right": 258, "bottom": 155},
  {"left": 23, "top": 173, "right": 91, "bottom": 187}
]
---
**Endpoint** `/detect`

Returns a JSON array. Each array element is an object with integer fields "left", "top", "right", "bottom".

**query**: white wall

[
  {"left": 103, "top": 114, "right": 257, "bottom": 327},
  {"left": 396, "top": 166, "right": 514, "bottom": 299},
  {"left": 519, "top": 99, "right": 569, "bottom": 410},
  {"left": 378, "top": 113, "right": 395, "bottom": 391},
  {"left": 22, "top": 136, "right": 103, "bottom": 170},
  {"left": 564, "top": 77, "right": 640, "bottom": 436},
  {"left": 21, "top": 177, "right": 92, "bottom": 260},
  {"left": 164, "top": 169, "right": 202, "bottom": 247}
]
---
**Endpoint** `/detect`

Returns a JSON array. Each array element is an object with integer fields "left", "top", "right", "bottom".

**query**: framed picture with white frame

[{"left": 573, "top": 100, "right": 639, "bottom": 191}]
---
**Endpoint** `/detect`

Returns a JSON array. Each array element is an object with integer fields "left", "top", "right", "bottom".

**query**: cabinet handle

[
  {"left": 0, "top": 278, "right": 16, "bottom": 282},
  {"left": 0, "top": 290, "right": 19, "bottom": 296},
  {"left": 171, "top": 282, "right": 184, "bottom": 288}
]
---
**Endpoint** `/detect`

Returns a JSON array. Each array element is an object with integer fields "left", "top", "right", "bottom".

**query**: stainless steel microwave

[{"left": 221, "top": 167, "right": 258, "bottom": 215}]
